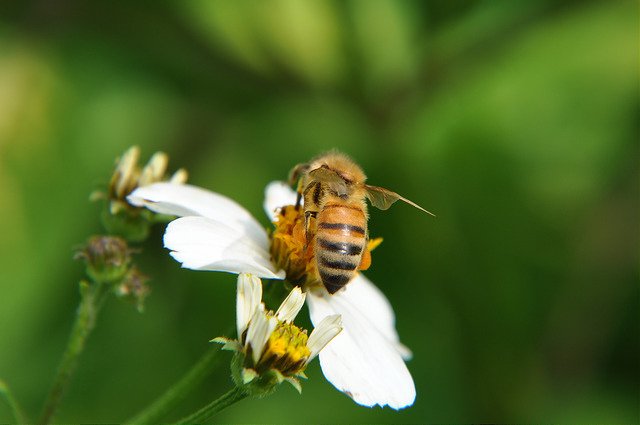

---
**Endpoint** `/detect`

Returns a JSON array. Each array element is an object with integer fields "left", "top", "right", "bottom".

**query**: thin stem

[
  {"left": 172, "top": 387, "right": 248, "bottom": 425},
  {"left": 37, "top": 281, "right": 106, "bottom": 425},
  {"left": 0, "top": 379, "right": 28, "bottom": 424},
  {"left": 123, "top": 346, "right": 223, "bottom": 425}
]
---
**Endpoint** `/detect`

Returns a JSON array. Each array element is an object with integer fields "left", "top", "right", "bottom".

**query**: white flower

[
  {"left": 219, "top": 273, "right": 342, "bottom": 388},
  {"left": 128, "top": 181, "right": 417, "bottom": 409}
]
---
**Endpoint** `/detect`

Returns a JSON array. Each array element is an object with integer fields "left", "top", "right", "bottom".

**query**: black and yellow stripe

[{"left": 315, "top": 201, "right": 367, "bottom": 294}]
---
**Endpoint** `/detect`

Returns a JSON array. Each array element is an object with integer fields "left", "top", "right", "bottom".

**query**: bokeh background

[{"left": 0, "top": 0, "right": 637, "bottom": 423}]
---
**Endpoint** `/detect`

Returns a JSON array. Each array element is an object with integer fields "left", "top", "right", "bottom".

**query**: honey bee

[{"left": 289, "top": 151, "right": 433, "bottom": 294}]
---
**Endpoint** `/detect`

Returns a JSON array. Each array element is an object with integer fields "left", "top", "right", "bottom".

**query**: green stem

[
  {"left": 37, "top": 281, "right": 106, "bottom": 425},
  {"left": 123, "top": 346, "right": 223, "bottom": 425},
  {"left": 172, "top": 387, "right": 248, "bottom": 425},
  {"left": 0, "top": 379, "right": 28, "bottom": 424}
]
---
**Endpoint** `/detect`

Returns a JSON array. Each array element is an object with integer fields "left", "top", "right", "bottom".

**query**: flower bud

[
  {"left": 114, "top": 267, "right": 150, "bottom": 312},
  {"left": 76, "top": 236, "right": 132, "bottom": 283},
  {"left": 94, "top": 146, "right": 188, "bottom": 242}
]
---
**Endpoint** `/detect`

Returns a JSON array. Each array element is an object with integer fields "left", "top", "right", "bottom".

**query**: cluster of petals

[
  {"left": 218, "top": 273, "right": 342, "bottom": 390},
  {"left": 107, "top": 146, "right": 187, "bottom": 208},
  {"left": 129, "top": 181, "right": 416, "bottom": 409}
]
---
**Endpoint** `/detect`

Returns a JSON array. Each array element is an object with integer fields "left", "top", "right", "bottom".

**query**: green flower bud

[
  {"left": 76, "top": 236, "right": 132, "bottom": 284},
  {"left": 113, "top": 267, "right": 150, "bottom": 312}
]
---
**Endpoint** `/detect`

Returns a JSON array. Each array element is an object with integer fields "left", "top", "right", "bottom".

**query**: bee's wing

[
  {"left": 309, "top": 166, "right": 348, "bottom": 196},
  {"left": 365, "top": 185, "right": 435, "bottom": 216}
]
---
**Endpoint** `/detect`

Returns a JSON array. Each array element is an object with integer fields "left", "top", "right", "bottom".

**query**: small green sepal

[
  {"left": 284, "top": 377, "right": 302, "bottom": 394},
  {"left": 211, "top": 337, "right": 242, "bottom": 352},
  {"left": 228, "top": 352, "right": 286, "bottom": 398},
  {"left": 100, "top": 206, "right": 152, "bottom": 243},
  {"left": 241, "top": 368, "right": 258, "bottom": 384}
]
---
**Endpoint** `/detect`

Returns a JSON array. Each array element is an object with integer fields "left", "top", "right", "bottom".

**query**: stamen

[
  {"left": 256, "top": 322, "right": 311, "bottom": 376},
  {"left": 270, "top": 205, "right": 319, "bottom": 286}
]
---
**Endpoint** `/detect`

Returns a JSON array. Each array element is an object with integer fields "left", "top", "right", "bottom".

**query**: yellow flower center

[
  {"left": 256, "top": 322, "right": 311, "bottom": 376},
  {"left": 270, "top": 205, "right": 318, "bottom": 286}
]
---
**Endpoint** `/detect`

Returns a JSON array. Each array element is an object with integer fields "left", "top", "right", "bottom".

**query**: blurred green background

[{"left": 0, "top": 0, "right": 637, "bottom": 423}]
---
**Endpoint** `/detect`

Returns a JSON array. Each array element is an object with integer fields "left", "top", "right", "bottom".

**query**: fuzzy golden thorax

[{"left": 307, "top": 151, "right": 367, "bottom": 186}]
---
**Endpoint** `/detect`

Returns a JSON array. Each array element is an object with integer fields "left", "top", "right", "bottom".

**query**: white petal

[
  {"left": 128, "top": 182, "right": 268, "bottom": 247},
  {"left": 236, "top": 273, "right": 263, "bottom": 338},
  {"left": 138, "top": 151, "right": 168, "bottom": 187},
  {"left": 170, "top": 168, "right": 188, "bottom": 184},
  {"left": 263, "top": 181, "right": 298, "bottom": 222},
  {"left": 246, "top": 305, "right": 277, "bottom": 364},
  {"left": 343, "top": 274, "right": 412, "bottom": 359},
  {"left": 306, "top": 314, "right": 342, "bottom": 362},
  {"left": 115, "top": 146, "right": 140, "bottom": 198},
  {"left": 164, "top": 216, "right": 285, "bottom": 280},
  {"left": 275, "top": 287, "right": 306, "bottom": 323},
  {"left": 306, "top": 290, "right": 416, "bottom": 410}
]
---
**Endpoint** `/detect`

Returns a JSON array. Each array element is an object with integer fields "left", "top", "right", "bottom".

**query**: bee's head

[{"left": 311, "top": 151, "right": 366, "bottom": 185}]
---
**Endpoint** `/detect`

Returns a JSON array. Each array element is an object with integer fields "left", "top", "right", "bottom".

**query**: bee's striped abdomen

[{"left": 315, "top": 203, "right": 367, "bottom": 294}]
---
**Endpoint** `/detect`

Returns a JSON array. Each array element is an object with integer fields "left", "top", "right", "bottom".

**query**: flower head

[
  {"left": 214, "top": 273, "right": 342, "bottom": 396},
  {"left": 75, "top": 235, "right": 133, "bottom": 283},
  {"left": 129, "top": 181, "right": 416, "bottom": 409},
  {"left": 113, "top": 266, "right": 151, "bottom": 312},
  {"left": 93, "top": 146, "right": 188, "bottom": 242},
  {"left": 106, "top": 146, "right": 187, "bottom": 212}
]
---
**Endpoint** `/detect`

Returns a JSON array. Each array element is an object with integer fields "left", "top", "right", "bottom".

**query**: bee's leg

[
  {"left": 294, "top": 179, "right": 309, "bottom": 210},
  {"left": 304, "top": 211, "right": 317, "bottom": 247},
  {"left": 295, "top": 191, "right": 302, "bottom": 209}
]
